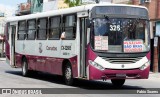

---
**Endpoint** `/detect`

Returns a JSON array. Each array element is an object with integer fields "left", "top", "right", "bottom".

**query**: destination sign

[{"left": 124, "top": 40, "right": 143, "bottom": 52}]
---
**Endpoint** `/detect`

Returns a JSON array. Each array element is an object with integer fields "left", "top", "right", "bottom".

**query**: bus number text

[
  {"left": 61, "top": 46, "right": 71, "bottom": 50},
  {"left": 110, "top": 25, "right": 121, "bottom": 31}
]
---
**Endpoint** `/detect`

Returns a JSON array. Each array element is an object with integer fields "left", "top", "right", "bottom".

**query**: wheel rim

[{"left": 65, "top": 67, "right": 72, "bottom": 80}]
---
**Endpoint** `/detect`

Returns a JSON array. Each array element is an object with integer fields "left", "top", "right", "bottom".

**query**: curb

[
  {"left": 149, "top": 72, "right": 160, "bottom": 78},
  {"left": 0, "top": 58, "right": 6, "bottom": 61}
]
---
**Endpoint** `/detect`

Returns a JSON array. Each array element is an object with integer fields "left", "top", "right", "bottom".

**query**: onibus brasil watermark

[
  {"left": 137, "top": 89, "right": 159, "bottom": 94},
  {"left": 1, "top": 89, "right": 42, "bottom": 95},
  {"left": 0, "top": 88, "right": 160, "bottom": 94}
]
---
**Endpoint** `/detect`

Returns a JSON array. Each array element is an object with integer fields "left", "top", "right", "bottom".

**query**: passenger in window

[{"left": 61, "top": 32, "right": 66, "bottom": 39}]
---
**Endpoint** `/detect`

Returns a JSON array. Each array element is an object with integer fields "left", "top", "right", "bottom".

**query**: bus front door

[
  {"left": 80, "top": 17, "right": 87, "bottom": 78},
  {"left": 10, "top": 25, "right": 16, "bottom": 67}
]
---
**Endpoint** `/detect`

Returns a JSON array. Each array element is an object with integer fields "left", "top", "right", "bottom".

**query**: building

[
  {"left": 112, "top": 0, "right": 131, "bottom": 4},
  {"left": 0, "top": 12, "right": 5, "bottom": 57},
  {"left": 43, "top": 0, "right": 68, "bottom": 12},
  {"left": 16, "top": 0, "right": 69, "bottom": 15},
  {"left": 16, "top": 0, "right": 31, "bottom": 16}
]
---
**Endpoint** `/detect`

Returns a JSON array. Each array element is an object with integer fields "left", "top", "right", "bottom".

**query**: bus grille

[{"left": 101, "top": 57, "right": 143, "bottom": 64}]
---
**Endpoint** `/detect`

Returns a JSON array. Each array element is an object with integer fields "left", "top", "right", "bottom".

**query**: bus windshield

[{"left": 91, "top": 18, "right": 150, "bottom": 53}]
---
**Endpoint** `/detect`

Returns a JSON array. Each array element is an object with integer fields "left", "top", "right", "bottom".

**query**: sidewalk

[
  {"left": 149, "top": 72, "right": 160, "bottom": 78},
  {"left": 0, "top": 58, "right": 6, "bottom": 61}
]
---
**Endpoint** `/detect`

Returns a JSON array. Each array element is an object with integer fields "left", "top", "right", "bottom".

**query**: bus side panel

[
  {"left": 15, "top": 53, "right": 23, "bottom": 68},
  {"left": 46, "top": 57, "right": 63, "bottom": 75},
  {"left": 28, "top": 55, "right": 36, "bottom": 71},
  {"left": 14, "top": 53, "right": 38, "bottom": 70},
  {"left": 45, "top": 57, "right": 53, "bottom": 74}
]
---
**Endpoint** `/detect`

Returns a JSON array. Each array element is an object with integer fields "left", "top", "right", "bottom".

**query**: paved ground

[{"left": 0, "top": 60, "right": 160, "bottom": 97}]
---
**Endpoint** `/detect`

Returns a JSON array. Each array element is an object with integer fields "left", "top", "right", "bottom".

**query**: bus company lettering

[
  {"left": 46, "top": 46, "right": 57, "bottom": 51},
  {"left": 124, "top": 40, "right": 143, "bottom": 52},
  {"left": 61, "top": 46, "right": 71, "bottom": 50}
]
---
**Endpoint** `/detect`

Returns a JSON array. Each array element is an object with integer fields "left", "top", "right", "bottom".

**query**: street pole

[{"left": 153, "top": 37, "right": 159, "bottom": 72}]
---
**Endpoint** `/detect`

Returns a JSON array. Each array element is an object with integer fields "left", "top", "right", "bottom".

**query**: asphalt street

[{"left": 0, "top": 61, "right": 160, "bottom": 97}]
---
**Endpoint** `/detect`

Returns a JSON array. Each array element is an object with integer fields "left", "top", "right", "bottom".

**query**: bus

[{"left": 5, "top": 4, "right": 150, "bottom": 87}]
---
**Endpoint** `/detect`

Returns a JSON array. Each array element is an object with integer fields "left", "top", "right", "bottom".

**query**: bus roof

[{"left": 6, "top": 4, "right": 148, "bottom": 22}]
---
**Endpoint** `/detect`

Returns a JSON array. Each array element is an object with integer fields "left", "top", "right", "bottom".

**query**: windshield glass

[{"left": 91, "top": 18, "right": 150, "bottom": 53}]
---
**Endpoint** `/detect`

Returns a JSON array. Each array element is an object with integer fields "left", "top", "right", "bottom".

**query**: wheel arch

[
  {"left": 21, "top": 55, "right": 27, "bottom": 67},
  {"left": 22, "top": 55, "right": 27, "bottom": 61},
  {"left": 62, "top": 59, "right": 72, "bottom": 75}
]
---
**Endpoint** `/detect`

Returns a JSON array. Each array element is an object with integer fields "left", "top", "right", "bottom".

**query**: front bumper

[{"left": 89, "top": 65, "right": 150, "bottom": 80}]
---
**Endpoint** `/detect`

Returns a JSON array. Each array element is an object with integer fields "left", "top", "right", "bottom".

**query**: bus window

[
  {"left": 49, "top": 16, "right": 61, "bottom": 39},
  {"left": 63, "top": 15, "right": 76, "bottom": 39},
  {"left": 37, "top": 18, "right": 47, "bottom": 40},
  {"left": 18, "top": 21, "right": 26, "bottom": 40},
  {"left": 27, "top": 20, "right": 36, "bottom": 40}
]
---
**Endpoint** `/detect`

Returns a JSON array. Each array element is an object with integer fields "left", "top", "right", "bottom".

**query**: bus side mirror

[{"left": 87, "top": 19, "right": 91, "bottom": 28}]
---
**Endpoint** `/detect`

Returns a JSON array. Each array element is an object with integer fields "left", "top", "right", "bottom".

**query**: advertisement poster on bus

[
  {"left": 95, "top": 36, "right": 108, "bottom": 50},
  {"left": 124, "top": 40, "right": 143, "bottom": 52}
]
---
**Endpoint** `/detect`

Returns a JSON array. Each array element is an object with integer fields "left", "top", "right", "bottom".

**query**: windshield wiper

[{"left": 104, "top": 15, "right": 112, "bottom": 24}]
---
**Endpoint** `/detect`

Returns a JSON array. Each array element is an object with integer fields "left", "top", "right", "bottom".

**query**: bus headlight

[
  {"left": 89, "top": 60, "right": 105, "bottom": 71},
  {"left": 139, "top": 61, "right": 150, "bottom": 70}
]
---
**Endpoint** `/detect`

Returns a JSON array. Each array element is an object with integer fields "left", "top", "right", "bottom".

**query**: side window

[
  {"left": 63, "top": 15, "right": 76, "bottom": 39},
  {"left": 27, "top": 20, "right": 36, "bottom": 40},
  {"left": 49, "top": 16, "right": 61, "bottom": 39},
  {"left": 37, "top": 18, "right": 47, "bottom": 40},
  {"left": 18, "top": 21, "right": 26, "bottom": 40}
]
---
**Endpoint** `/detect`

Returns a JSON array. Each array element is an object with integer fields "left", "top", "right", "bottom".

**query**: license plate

[{"left": 116, "top": 74, "right": 126, "bottom": 77}]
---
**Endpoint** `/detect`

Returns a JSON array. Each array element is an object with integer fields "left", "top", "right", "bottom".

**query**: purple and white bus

[{"left": 5, "top": 4, "right": 150, "bottom": 87}]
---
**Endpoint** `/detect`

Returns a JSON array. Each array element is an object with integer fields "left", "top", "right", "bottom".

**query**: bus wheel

[
  {"left": 64, "top": 63, "right": 73, "bottom": 85},
  {"left": 22, "top": 59, "right": 29, "bottom": 77},
  {"left": 111, "top": 79, "right": 125, "bottom": 87}
]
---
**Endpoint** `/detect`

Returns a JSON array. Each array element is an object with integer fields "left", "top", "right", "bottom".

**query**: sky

[
  {"left": 0, "top": 0, "right": 26, "bottom": 16},
  {"left": 0, "top": 0, "right": 26, "bottom": 8}
]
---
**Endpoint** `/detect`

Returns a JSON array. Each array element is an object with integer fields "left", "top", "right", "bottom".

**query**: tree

[{"left": 64, "top": 0, "right": 81, "bottom": 7}]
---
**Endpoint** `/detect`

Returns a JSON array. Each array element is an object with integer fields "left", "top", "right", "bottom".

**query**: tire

[
  {"left": 22, "top": 58, "right": 30, "bottom": 77},
  {"left": 64, "top": 62, "right": 73, "bottom": 85},
  {"left": 111, "top": 79, "right": 125, "bottom": 87}
]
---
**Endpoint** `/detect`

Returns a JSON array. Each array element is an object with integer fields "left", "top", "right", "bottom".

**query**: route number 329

[{"left": 110, "top": 25, "right": 121, "bottom": 31}]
